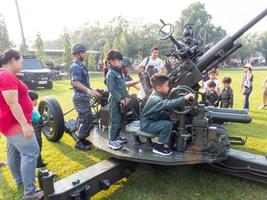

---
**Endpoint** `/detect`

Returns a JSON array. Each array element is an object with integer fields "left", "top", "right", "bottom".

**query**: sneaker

[
  {"left": 152, "top": 144, "right": 172, "bottom": 156},
  {"left": 75, "top": 140, "right": 91, "bottom": 151},
  {"left": 108, "top": 140, "right": 122, "bottom": 150},
  {"left": 116, "top": 136, "right": 127, "bottom": 145},
  {"left": 0, "top": 161, "right": 6, "bottom": 168},
  {"left": 23, "top": 190, "right": 44, "bottom": 200},
  {"left": 259, "top": 105, "right": 265, "bottom": 110}
]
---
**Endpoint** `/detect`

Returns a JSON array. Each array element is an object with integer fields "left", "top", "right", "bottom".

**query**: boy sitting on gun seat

[{"left": 140, "top": 73, "right": 194, "bottom": 156}]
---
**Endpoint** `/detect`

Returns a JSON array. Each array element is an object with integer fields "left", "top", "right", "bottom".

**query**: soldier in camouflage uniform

[
  {"left": 69, "top": 43, "right": 101, "bottom": 151},
  {"left": 219, "top": 77, "right": 233, "bottom": 108}
]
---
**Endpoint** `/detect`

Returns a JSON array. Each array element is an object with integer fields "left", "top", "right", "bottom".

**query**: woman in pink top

[{"left": 0, "top": 49, "right": 43, "bottom": 200}]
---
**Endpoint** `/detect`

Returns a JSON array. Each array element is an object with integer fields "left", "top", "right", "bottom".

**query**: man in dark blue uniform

[{"left": 69, "top": 43, "right": 101, "bottom": 151}]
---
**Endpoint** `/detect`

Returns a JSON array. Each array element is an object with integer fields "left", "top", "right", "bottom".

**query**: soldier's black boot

[
  {"left": 75, "top": 139, "right": 91, "bottom": 151},
  {"left": 83, "top": 139, "right": 93, "bottom": 146}
]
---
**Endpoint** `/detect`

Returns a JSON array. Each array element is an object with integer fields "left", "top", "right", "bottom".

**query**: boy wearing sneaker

[
  {"left": 28, "top": 91, "right": 47, "bottom": 168},
  {"left": 106, "top": 50, "right": 129, "bottom": 150},
  {"left": 140, "top": 73, "right": 194, "bottom": 156}
]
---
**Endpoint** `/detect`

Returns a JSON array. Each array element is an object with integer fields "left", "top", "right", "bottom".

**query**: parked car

[{"left": 16, "top": 56, "right": 53, "bottom": 89}]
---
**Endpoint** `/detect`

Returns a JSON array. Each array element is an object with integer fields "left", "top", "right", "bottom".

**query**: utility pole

[{"left": 14, "top": 0, "right": 27, "bottom": 53}]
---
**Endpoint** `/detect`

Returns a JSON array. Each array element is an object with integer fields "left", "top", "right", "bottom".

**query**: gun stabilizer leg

[{"left": 38, "top": 158, "right": 137, "bottom": 200}]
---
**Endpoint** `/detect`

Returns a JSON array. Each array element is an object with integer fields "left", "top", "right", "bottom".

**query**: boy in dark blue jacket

[
  {"left": 140, "top": 74, "right": 194, "bottom": 156},
  {"left": 106, "top": 50, "right": 129, "bottom": 150}
]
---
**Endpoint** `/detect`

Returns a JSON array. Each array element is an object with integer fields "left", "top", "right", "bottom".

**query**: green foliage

[
  {"left": 0, "top": 15, "right": 11, "bottom": 52},
  {"left": 33, "top": 32, "right": 46, "bottom": 63},
  {"left": 40, "top": 2, "right": 264, "bottom": 68},
  {"left": 112, "top": 32, "right": 128, "bottom": 55},
  {"left": 256, "top": 31, "right": 267, "bottom": 65},
  {"left": 19, "top": 43, "right": 28, "bottom": 55},
  {"left": 176, "top": 2, "right": 226, "bottom": 45},
  {"left": 233, "top": 34, "right": 257, "bottom": 64},
  {"left": 62, "top": 30, "right": 72, "bottom": 69},
  {"left": 102, "top": 40, "right": 111, "bottom": 61},
  {"left": 87, "top": 53, "right": 97, "bottom": 71}
]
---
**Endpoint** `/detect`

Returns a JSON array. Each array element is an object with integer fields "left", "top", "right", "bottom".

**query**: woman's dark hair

[
  {"left": 107, "top": 50, "right": 123, "bottom": 61},
  {"left": 28, "top": 90, "right": 39, "bottom": 101},
  {"left": 150, "top": 73, "right": 169, "bottom": 89},
  {"left": 0, "top": 49, "right": 20, "bottom": 68}
]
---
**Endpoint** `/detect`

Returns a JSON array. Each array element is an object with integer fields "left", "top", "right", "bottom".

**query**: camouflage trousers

[{"left": 72, "top": 92, "right": 93, "bottom": 139}]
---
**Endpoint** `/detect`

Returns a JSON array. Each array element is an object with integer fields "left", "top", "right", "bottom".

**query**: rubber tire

[
  {"left": 45, "top": 81, "right": 53, "bottom": 89},
  {"left": 38, "top": 97, "right": 64, "bottom": 142}
]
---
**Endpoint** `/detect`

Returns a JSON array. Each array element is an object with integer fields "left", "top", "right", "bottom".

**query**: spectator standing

[
  {"left": 0, "top": 49, "right": 43, "bottom": 200},
  {"left": 240, "top": 63, "right": 253, "bottom": 111},
  {"left": 259, "top": 76, "right": 267, "bottom": 110}
]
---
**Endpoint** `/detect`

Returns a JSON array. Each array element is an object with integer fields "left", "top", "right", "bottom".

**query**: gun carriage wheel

[{"left": 38, "top": 97, "right": 65, "bottom": 142}]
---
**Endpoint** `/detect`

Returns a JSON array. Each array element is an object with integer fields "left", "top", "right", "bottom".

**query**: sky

[{"left": 0, "top": 0, "right": 266, "bottom": 46}]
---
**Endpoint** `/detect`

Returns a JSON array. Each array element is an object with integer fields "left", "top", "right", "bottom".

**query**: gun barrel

[
  {"left": 231, "top": 8, "right": 267, "bottom": 41},
  {"left": 208, "top": 111, "right": 252, "bottom": 123},
  {"left": 196, "top": 8, "right": 267, "bottom": 72},
  {"left": 206, "top": 107, "right": 248, "bottom": 115}
]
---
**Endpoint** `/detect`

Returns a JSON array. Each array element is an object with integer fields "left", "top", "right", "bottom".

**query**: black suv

[{"left": 17, "top": 56, "right": 53, "bottom": 90}]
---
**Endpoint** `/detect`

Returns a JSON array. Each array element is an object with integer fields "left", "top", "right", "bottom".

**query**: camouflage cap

[{"left": 72, "top": 43, "right": 87, "bottom": 54}]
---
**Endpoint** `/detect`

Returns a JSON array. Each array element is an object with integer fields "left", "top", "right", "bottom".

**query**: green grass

[{"left": 1, "top": 71, "right": 267, "bottom": 200}]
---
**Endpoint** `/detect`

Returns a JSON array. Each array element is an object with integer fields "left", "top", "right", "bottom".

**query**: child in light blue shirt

[{"left": 28, "top": 90, "right": 46, "bottom": 168}]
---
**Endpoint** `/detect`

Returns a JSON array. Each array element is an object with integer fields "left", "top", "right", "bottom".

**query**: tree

[
  {"left": 0, "top": 15, "right": 11, "bottom": 52},
  {"left": 19, "top": 43, "right": 28, "bottom": 55},
  {"left": 232, "top": 34, "right": 257, "bottom": 64},
  {"left": 62, "top": 31, "right": 72, "bottom": 69},
  {"left": 257, "top": 31, "right": 267, "bottom": 65},
  {"left": 112, "top": 32, "right": 128, "bottom": 55},
  {"left": 175, "top": 2, "right": 226, "bottom": 45},
  {"left": 33, "top": 32, "right": 45, "bottom": 62},
  {"left": 87, "top": 53, "right": 97, "bottom": 71},
  {"left": 102, "top": 40, "right": 111, "bottom": 61}
]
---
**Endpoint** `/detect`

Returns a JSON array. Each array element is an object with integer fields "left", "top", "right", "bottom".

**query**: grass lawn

[{"left": 1, "top": 69, "right": 267, "bottom": 200}]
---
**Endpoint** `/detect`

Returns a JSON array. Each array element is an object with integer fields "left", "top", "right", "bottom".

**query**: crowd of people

[{"left": 0, "top": 44, "right": 267, "bottom": 198}]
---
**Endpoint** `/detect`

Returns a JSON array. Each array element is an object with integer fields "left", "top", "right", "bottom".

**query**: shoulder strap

[{"left": 145, "top": 57, "right": 150, "bottom": 66}]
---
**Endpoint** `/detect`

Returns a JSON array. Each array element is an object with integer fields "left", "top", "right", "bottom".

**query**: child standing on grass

[
  {"left": 219, "top": 77, "right": 233, "bottom": 108},
  {"left": 106, "top": 50, "right": 129, "bottom": 150},
  {"left": 259, "top": 76, "right": 267, "bottom": 110},
  {"left": 206, "top": 81, "right": 219, "bottom": 107},
  {"left": 28, "top": 90, "right": 47, "bottom": 168}
]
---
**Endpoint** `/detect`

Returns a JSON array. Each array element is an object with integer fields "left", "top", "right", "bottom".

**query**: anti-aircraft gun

[{"left": 36, "top": 9, "right": 267, "bottom": 200}]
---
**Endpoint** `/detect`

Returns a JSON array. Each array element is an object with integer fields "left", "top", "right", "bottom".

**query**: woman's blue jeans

[
  {"left": 6, "top": 133, "right": 39, "bottom": 195},
  {"left": 243, "top": 86, "right": 253, "bottom": 109}
]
